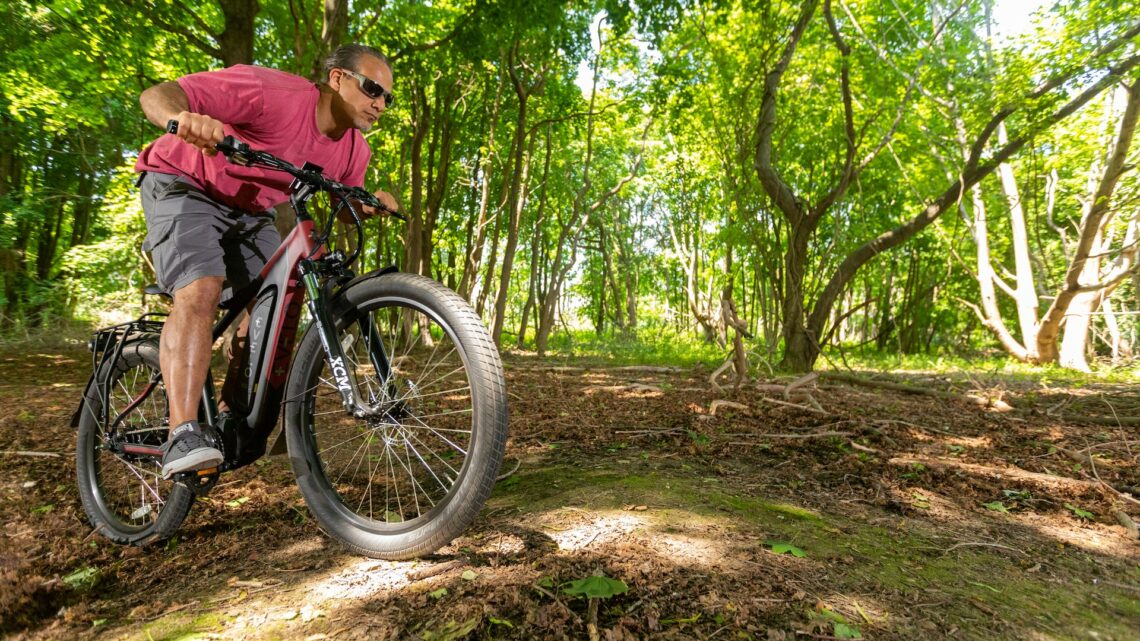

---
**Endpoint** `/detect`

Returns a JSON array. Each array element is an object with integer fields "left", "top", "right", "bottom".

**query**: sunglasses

[{"left": 341, "top": 69, "right": 394, "bottom": 107}]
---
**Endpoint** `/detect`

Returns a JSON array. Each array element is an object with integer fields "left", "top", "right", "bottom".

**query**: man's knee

[{"left": 173, "top": 276, "right": 224, "bottom": 316}]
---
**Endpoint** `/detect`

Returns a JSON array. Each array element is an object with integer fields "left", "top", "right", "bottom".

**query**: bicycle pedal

[{"left": 197, "top": 467, "right": 219, "bottom": 476}]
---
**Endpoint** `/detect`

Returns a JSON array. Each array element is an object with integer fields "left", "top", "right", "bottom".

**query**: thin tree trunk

[
  {"left": 1038, "top": 76, "right": 1140, "bottom": 362},
  {"left": 460, "top": 71, "right": 504, "bottom": 300}
]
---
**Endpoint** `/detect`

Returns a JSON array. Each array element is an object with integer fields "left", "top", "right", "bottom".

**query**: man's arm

[{"left": 139, "top": 81, "right": 225, "bottom": 156}]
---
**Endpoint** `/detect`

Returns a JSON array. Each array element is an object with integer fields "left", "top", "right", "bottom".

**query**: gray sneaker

[{"left": 160, "top": 421, "right": 223, "bottom": 478}]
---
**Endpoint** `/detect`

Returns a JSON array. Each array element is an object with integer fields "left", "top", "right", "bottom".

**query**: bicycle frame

[
  {"left": 202, "top": 180, "right": 397, "bottom": 470},
  {"left": 73, "top": 171, "right": 399, "bottom": 476}
]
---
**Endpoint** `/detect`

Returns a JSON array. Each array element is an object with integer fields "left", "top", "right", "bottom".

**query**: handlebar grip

[{"left": 166, "top": 119, "right": 179, "bottom": 135}]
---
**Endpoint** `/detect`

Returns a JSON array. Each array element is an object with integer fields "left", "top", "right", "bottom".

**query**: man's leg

[
  {"left": 160, "top": 276, "right": 224, "bottom": 427},
  {"left": 158, "top": 275, "right": 226, "bottom": 478}
]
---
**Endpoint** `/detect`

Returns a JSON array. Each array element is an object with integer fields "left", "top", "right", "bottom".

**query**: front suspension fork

[{"left": 299, "top": 262, "right": 393, "bottom": 416}]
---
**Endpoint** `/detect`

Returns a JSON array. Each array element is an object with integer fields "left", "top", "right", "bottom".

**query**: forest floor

[{"left": 1, "top": 341, "right": 1139, "bottom": 641}]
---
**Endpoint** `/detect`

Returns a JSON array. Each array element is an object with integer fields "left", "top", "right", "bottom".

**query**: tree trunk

[
  {"left": 995, "top": 123, "right": 1040, "bottom": 348},
  {"left": 459, "top": 72, "right": 504, "bottom": 300},
  {"left": 518, "top": 129, "right": 552, "bottom": 349},
  {"left": 491, "top": 43, "right": 545, "bottom": 346},
  {"left": 1038, "top": 77, "right": 1140, "bottom": 362},
  {"left": 404, "top": 83, "right": 429, "bottom": 275},
  {"left": 217, "top": 0, "right": 259, "bottom": 66}
]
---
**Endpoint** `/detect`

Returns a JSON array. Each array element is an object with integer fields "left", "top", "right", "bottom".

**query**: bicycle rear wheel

[
  {"left": 75, "top": 339, "right": 194, "bottom": 545},
  {"left": 284, "top": 272, "right": 508, "bottom": 559}
]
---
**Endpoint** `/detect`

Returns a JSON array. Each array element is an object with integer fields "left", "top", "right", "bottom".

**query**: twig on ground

[
  {"left": 531, "top": 583, "right": 581, "bottom": 622},
  {"left": 407, "top": 559, "right": 468, "bottom": 582},
  {"left": 144, "top": 600, "right": 201, "bottom": 621},
  {"left": 709, "top": 399, "right": 748, "bottom": 416},
  {"left": 1082, "top": 436, "right": 1140, "bottom": 508},
  {"left": 708, "top": 357, "right": 734, "bottom": 393},
  {"left": 727, "top": 431, "right": 850, "bottom": 446},
  {"left": 1097, "top": 578, "right": 1140, "bottom": 593},
  {"left": 784, "top": 372, "right": 818, "bottom": 397},
  {"left": 582, "top": 383, "right": 662, "bottom": 394},
  {"left": 849, "top": 441, "right": 879, "bottom": 454},
  {"left": 1077, "top": 440, "right": 1140, "bottom": 453},
  {"left": 1, "top": 450, "right": 61, "bottom": 458},
  {"left": 821, "top": 372, "right": 1013, "bottom": 411},
  {"left": 1052, "top": 414, "right": 1140, "bottom": 426},
  {"left": 496, "top": 458, "right": 522, "bottom": 482},
  {"left": 759, "top": 396, "right": 830, "bottom": 415},
  {"left": 614, "top": 426, "right": 686, "bottom": 437},
  {"left": 873, "top": 418, "right": 955, "bottom": 436},
  {"left": 942, "top": 541, "right": 1027, "bottom": 556}
]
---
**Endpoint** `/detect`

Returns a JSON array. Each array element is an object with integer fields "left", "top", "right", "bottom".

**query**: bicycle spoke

[
  {"left": 403, "top": 412, "right": 470, "bottom": 455},
  {"left": 301, "top": 294, "right": 496, "bottom": 531}
]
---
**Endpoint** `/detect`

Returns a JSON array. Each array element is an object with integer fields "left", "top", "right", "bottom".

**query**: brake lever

[{"left": 342, "top": 186, "right": 407, "bottom": 221}]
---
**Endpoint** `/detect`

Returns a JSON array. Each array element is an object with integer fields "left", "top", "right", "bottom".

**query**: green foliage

[
  {"left": 62, "top": 566, "right": 100, "bottom": 590},
  {"left": 561, "top": 574, "right": 629, "bottom": 599},
  {"left": 4, "top": 0, "right": 1139, "bottom": 379},
  {"left": 764, "top": 541, "right": 806, "bottom": 558},
  {"left": 1064, "top": 503, "right": 1095, "bottom": 521},
  {"left": 983, "top": 501, "right": 1011, "bottom": 514}
]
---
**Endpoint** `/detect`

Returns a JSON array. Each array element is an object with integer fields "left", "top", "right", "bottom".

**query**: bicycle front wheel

[
  {"left": 284, "top": 272, "right": 508, "bottom": 559},
  {"left": 75, "top": 339, "right": 194, "bottom": 545}
]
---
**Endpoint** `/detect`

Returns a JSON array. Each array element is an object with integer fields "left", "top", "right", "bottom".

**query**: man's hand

[
  {"left": 171, "top": 111, "right": 226, "bottom": 157},
  {"left": 338, "top": 190, "right": 400, "bottom": 223},
  {"left": 360, "top": 189, "right": 400, "bottom": 219}
]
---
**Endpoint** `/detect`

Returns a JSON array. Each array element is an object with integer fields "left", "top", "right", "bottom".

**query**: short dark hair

[{"left": 323, "top": 44, "right": 389, "bottom": 81}]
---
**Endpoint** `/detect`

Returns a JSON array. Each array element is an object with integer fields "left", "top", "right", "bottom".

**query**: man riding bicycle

[{"left": 134, "top": 44, "right": 398, "bottom": 478}]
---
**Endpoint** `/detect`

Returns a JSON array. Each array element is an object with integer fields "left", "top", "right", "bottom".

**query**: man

[{"left": 135, "top": 44, "right": 398, "bottom": 478}]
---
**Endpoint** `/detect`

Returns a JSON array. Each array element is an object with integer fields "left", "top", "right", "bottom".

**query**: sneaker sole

[{"left": 161, "top": 448, "right": 224, "bottom": 479}]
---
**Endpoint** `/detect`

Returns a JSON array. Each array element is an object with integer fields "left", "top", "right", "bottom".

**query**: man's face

[{"left": 332, "top": 55, "right": 393, "bottom": 132}]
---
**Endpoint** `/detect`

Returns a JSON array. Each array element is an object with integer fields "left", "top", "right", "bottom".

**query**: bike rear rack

[{"left": 70, "top": 314, "right": 167, "bottom": 428}]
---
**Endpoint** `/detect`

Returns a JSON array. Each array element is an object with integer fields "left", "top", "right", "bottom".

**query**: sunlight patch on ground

[
  {"left": 943, "top": 435, "right": 993, "bottom": 449},
  {"left": 652, "top": 531, "right": 728, "bottom": 567},
  {"left": 542, "top": 512, "right": 645, "bottom": 550},
  {"left": 304, "top": 558, "right": 416, "bottom": 601},
  {"left": 1013, "top": 513, "right": 1140, "bottom": 557},
  {"left": 885, "top": 484, "right": 972, "bottom": 524}
]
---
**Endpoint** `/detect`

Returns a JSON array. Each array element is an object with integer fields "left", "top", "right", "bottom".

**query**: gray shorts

[{"left": 140, "top": 172, "right": 280, "bottom": 295}]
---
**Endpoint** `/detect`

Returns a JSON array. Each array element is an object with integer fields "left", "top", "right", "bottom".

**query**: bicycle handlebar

[{"left": 164, "top": 119, "right": 405, "bottom": 221}]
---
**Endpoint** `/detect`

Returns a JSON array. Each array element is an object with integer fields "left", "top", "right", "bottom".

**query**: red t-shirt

[{"left": 135, "top": 65, "right": 371, "bottom": 213}]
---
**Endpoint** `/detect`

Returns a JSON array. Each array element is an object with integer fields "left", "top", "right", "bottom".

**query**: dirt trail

[{"left": 2, "top": 346, "right": 1138, "bottom": 640}]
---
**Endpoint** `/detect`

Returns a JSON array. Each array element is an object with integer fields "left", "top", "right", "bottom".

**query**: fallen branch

[
  {"left": 1052, "top": 414, "right": 1140, "bottom": 427},
  {"left": 709, "top": 400, "right": 748, "bottom": 416},
  {"left": 941, "top": 541, "right": 1027, "bottom": 556},
  {"left": 759, "top": 396, "right": 830, "bottom": 415},
  {"left": 582, "top": 383, "right": 662, "bottom": 394},
  {"left": 708, "top": 357, "right": 734, "bottom": 393},
  {"left": 496, "top": 458, "right": 522, "bottom": 482},
  {"left": 615, "top": 426, "right": 684, "bottom": 435},
  {"left": 1, "top": 451, "right": 62, "bottom": 458},
  {"left": 407, "top": 559, "right": 469, "bottom": 582},
  {"left": 821, "top": 372, "right": 1013, "bottom": 411},
  {"left": 728, "top": 431, "right": 851, "bottom": 445},
  {"left": 784, "top": 372, "right": 818, "bottom": 397}
]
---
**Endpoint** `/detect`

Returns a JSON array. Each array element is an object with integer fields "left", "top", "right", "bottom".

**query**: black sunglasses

[{"left": 341, "top": 69, "right": 394, "bottom": 107}]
